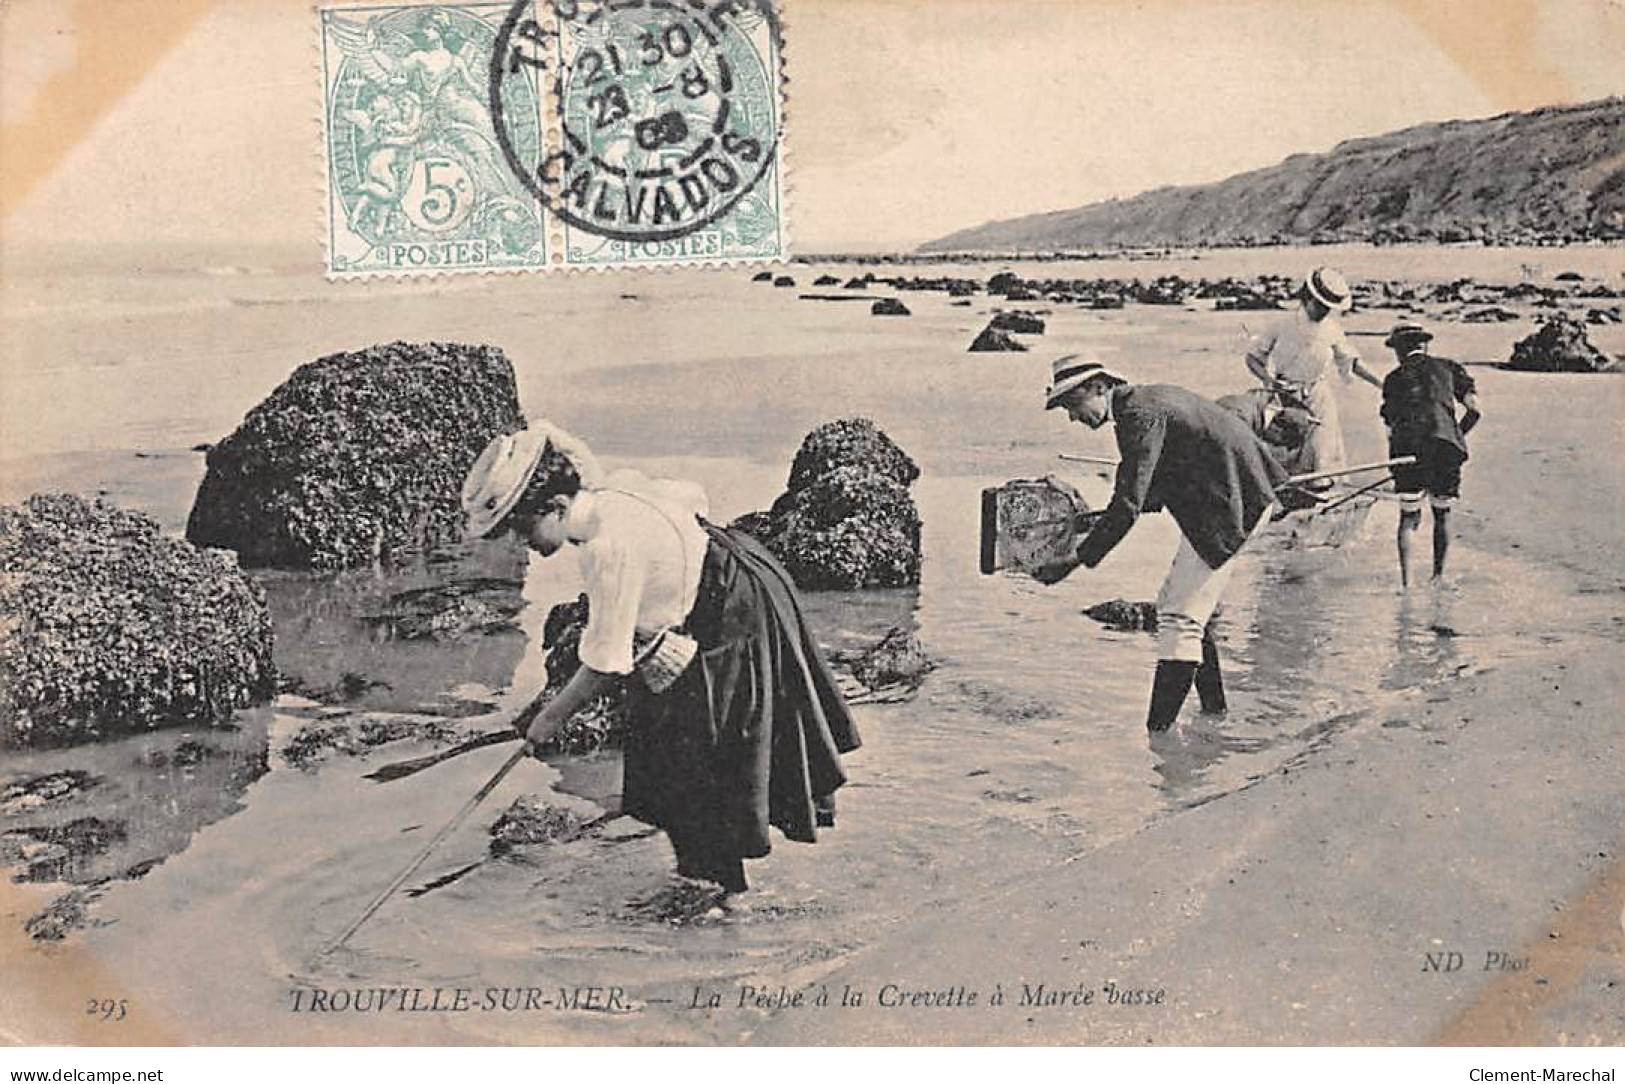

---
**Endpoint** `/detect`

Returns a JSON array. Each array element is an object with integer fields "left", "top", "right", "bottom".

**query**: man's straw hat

[{"left": 1045, "top": 355, "right": 1128, "bottom": 409}]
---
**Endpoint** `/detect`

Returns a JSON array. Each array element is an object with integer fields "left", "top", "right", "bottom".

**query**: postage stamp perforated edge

[{"left": 317, "top": 0, "right": 791, "bottom": 280}]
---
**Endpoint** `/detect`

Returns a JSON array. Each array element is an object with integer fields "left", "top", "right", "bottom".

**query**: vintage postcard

[{"left": 1, "top": 0, "right": 1623, "bottom": 1057}]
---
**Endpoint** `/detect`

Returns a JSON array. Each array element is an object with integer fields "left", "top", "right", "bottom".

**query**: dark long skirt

[{"left": 620, "top": 523, "right": 861, "bottom": 893}]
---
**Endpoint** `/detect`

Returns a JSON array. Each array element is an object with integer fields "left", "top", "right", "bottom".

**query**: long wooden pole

[
  {"left": 1285, "top": 455, "right": 1415, "bottom": 487},
  {"left": 318, "top": 743, "right": 532, "bottom": 957},
  {"left": 1314, "top": 473, "right": 1395, "bottom": 516}
]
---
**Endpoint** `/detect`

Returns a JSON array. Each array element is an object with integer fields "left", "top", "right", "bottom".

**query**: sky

[{"left": 3, "top": 0, "right": 1624, "bottom": 252}]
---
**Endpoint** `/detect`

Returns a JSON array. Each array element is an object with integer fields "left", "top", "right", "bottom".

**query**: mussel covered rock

[
  {"left": 731, "top": 419, "right": 923, "bottom": 590},
  {"left": 186, "top": 341, "right": 524, "bottom": 569},
  {"left": 1, "top": 494, "right": 275, "bottom": 748}
]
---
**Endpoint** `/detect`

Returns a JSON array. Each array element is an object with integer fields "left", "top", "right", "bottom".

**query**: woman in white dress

[
  {"left": 1244, "top": 267, "right": 1383, "bottom": 477},
  {"left": 462, "top": 421, "right": 860, "bottom": 907}
]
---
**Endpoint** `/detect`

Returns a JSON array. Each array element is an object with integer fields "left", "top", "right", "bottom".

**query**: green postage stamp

[{"left": 320, "top": 1, "right": 786, "bottom": 277}]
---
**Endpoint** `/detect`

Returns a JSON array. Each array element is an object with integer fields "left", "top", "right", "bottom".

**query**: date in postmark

[
  {"left": 320, "top": 3, "right": 550, "bottom": 277},
  {"left": 492, "top": 0, "right": 786, "bottom": 270}
]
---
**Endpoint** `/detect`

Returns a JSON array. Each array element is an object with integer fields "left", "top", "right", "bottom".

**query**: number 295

[{"left": 86, "top": 998, "right": 127, "bottom": 1021}]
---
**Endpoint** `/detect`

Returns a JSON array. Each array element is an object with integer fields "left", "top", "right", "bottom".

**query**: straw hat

[
  {"left": 1304, "top": 266, "right": 1353, "bottom": 312},
  {"left": 460, "top": 425, "right": 552, "bottom": 539},
  {"left": 1045, "top": 355, "right": 1128, "bottom": 409},
  {"left": 1383, "top": 322, "right": 1434, "bottom": 350}
]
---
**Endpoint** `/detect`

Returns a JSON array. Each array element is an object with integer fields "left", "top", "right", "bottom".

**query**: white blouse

[
  {"left": 1246, "top": 307, "right": 1360, "bottom": 385},
  {"left": 567, "top": 470, "right": 710, "bottom": 675}
]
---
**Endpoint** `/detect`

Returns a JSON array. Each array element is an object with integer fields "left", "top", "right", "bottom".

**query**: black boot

[
  {"left": 1146, "top": 660, "right": 1197, "bottom": 732},
  {"left": 1195, "top": 632, "right": 1227, "bottom": 713}
]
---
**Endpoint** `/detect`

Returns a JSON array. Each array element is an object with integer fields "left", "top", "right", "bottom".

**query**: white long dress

[{"left": 1244, "top": 307, "right": 1363, "bottom": 474}]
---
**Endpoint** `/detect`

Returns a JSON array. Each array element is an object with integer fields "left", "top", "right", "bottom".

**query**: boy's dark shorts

[{"left": 1391, "top": 438, "right": 1465, "bottom": 509}]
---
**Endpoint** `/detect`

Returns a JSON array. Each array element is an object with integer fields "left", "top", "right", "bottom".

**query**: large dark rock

[
  {"left": 0, "top": 494, "right": 275, "bottom": 749},
  {"left": 186, "top": 342, "right": 524, "bottom": 570},
  {"left": 731, "top": 419, "right": 923, "bottom": 590},
  {"left": 968, "top": 326, "right": 1028, "bottom": 352},
  {"left": 989, "top": 311, "right": 1046, "bottom": 335},
  {"left": 871, "top": 298, "right": 910, "bottom": 316},
  {"left": 1505, "top": 315, "right": 1620, "bottom": 372}
]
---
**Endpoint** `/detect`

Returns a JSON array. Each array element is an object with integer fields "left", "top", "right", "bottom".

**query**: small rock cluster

[
  {"left": 834, "top": 626, "right": 935, "bottom": 691},
  {"left": 0, "top": 494, "right": 276, "bottom": 749},
  {"left": 731, "top": 419, "right": 923, "bottom": 590},
  {"left": 488, "top": 795, "right": 597, "bottom": 855},
  {"left": 1084, "top": 599, "right": 1160, "bottom": 632}
]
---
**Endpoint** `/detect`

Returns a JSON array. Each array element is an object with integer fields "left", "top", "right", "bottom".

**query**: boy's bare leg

[
  {"left": 1398, "top": 507, "right": 1422, "bottom": 588},
  {"left": 1431, "top": 506, "right": 1451, "bottom": 581}
]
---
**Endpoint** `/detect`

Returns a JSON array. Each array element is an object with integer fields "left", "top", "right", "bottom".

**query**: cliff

[{"left": 922, "top": 98, "right": 1625, "bottom": 252}]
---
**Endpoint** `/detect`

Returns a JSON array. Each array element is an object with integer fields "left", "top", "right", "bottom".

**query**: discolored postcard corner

[{"left": 319, "top": 0, "right": 788, "bottom": 278}]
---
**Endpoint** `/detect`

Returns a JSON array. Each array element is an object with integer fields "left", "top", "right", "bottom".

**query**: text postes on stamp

[
  {"left": 321, "top": 4, "right": 549, "bottom": 277},
  {"left": 491, "top": 0, "right": 786, "bottom": 270}
]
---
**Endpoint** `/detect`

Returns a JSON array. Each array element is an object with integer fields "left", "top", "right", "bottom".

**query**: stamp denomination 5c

[{"left": 321, "top": 4, "right": 549, "bottom": 277}]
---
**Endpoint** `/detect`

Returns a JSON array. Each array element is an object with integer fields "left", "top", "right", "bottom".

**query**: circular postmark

[{"left": 489, "top": 0, "right": 781, "bottom": 244}]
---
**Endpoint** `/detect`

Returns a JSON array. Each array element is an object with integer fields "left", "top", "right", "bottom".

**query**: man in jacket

[
  {"left": 1037, "top": 356, "right": 1288, "bottom": 731},
  {"left": 1379, "top": 322, "right": 1482, "bottom": 587}
]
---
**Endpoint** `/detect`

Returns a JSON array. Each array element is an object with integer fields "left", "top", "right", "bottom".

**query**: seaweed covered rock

[
  {"left": 968, "top": 326, "right": 1028, "bottom": 352},
  {"left": 836, "top": 626, "right": 934, "bottom": 691},
  {"left": 731, "top": 419, "right": 922, "bottom": 591},
  {"left": 785, "top": 417, "right": 920, "bottom": 493},
  {"left": 1, "top": 494, "right": 275, "bottom": 749},
  {"left": 1084, "top": 599, "right": 1159, "bottom": 631},
  {"left": 536, "top": 594, "right": 632, "bottom": 753},
  {"left": 280, "top": 714, "right": 460, "bottom": 770},
  {"left": 812, "top": 274, "right": 842, "bottom": 287},
  {"left": 186, "top": 341, "right": 524, "bottom": 569},
  {"left": 363, "top": 577, "right": 527, "bottom": 641},
  {"left": 751, "top": 270, "right": 774, "bottom": 282},
  {"left": 488, "top": 796, "right": 597, "bottom": 855},
  {"left": 1506, "top": 315, "right": 1620, "bottom": 373},
  {"left": 871, "top": 298, "right": 910, "bottom": 316}
]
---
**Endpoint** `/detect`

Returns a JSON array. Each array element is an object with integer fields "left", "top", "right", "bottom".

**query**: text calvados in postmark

[
  {"left": 492, "top": 0, "right": 786, "bottom": 269},
  {"left": 321, "top": 0, "right": 786, "bottom": 277},
  {"left": 321, "top": 3, "right": 550, "bottom": 276}
]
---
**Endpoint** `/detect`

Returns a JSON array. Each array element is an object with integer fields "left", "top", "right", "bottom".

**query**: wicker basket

[{"left": 632, "top": 627, "right": 698, "bottom": 694}]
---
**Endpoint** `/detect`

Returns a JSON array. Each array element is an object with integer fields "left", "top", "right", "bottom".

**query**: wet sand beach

[{"left": 0, "top": 244, "right": 1621, "bottom": 1045}]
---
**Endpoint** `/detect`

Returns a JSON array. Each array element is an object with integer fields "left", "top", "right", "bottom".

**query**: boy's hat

[{"left": 1383, "top": 322, "right": 1434, "bottom": 349}]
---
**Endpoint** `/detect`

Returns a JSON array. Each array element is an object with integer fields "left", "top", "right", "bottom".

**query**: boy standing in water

[{"left": 1380, "top": 323, "right": 1482, "bottom": 587}]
